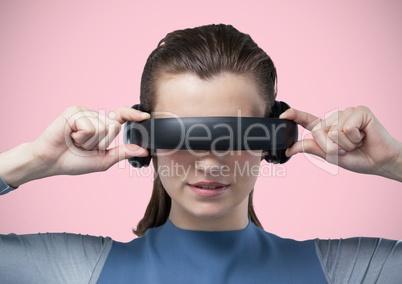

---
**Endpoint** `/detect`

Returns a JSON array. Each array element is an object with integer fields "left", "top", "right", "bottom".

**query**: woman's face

[{"left": 154, "top": 72, "right": 266, "bottom": 230}]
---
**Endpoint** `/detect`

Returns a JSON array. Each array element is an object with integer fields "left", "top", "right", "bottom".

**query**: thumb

[
  {"left": 97, "top": 144, "right": 149, "bottom": 171},
  {"left": 286, "top": 139, "right": 327, "bottom": 159}
]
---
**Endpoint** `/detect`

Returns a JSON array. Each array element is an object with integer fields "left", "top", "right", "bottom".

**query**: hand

[
  {"left": 280, "top": 106, "right": 402, "bottom": 180},
  {"left": 31, "top": 105, "right": 150, "bottom": 177}
]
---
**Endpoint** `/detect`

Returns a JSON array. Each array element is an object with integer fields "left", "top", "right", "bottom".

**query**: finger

[
  {"left": 279, "top": 108, "right": 320, "bottom": 131},
  {"left": 97, "top": 120, "right": 121, "bottom": 150},
  {"left": 113, "top": 106, "right": 151, "bottom": 124},
  {"left": 79, "top": 110, "right": 126, "bottom": 151},
  {"left": 320, "top": 108, "right": 368, "bottom": 152},
  {"left": 69, "top": 115, "right": 97, "bottom": 146},
  {"left": 325, "top": 108, "right": 366, "bottom": 152},
  {"left": 320, "top": 111, "right": 342, "bottom": 132},
  {"left": 344, "top": 126, "right": 366, "bottom": 144},
  {"left": 340, "top": 108, "right": 367, "bottom": 144},
  {"left": 65, "top": 106, "right": 103, "bottom": 148},
  {"left": 327, "top": 127, "right": 358, "bottom": 152},
  {"left": 311, "top": 122, "right": 345, "bottom": 155},
  {"left": 78, "top": 116, "right": 107, "bottom": 150}
]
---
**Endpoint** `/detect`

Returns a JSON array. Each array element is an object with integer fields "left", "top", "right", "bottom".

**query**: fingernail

[
  {"left": 126, "top": 145, "right": 147, "bottom": 154},
  {"left": 338, "top": 149, "right": 347, "bottom": 155},
  {"left": 141, "top": 112, "right": 151, "bottom": 119},
  {"left": 125, "top": 144, "right": 139, "bottom": 151}
]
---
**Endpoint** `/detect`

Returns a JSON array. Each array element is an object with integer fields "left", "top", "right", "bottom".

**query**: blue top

[
  {"left": 2, "top": 176, "right": 402, "bottom": 283},
  {"left": 98, "top": 220, "right": 327, "bottom": 283}
]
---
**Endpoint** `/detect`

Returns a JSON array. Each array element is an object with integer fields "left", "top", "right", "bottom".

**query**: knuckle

[
  {"left": 343, "top": 123, "right": 355, "bottom": 133},
  {"left": 65, "top": 105, "right": 89, "bottom": 116},
  {"left": 84, "top": 126, "right": 96, "bottom": 137},
  {"left": 107, "top": 111, "right": 117, "bottom": 120},
  {"left": 328, "top": 124, "right": 339, "bottom": 132},
  {"left": 63, "top": 106, "right": 83, "bottom": 120},
  {"left": 355, "top": 105, "right": 369, "bottom": 112},
  {"left": 328, "top": 130, "right": 338, "bottom": 140},
  {"left": 65, "top": 105, "right": 82, "bottom": 114},
  {"left": 114, "top": 106, "right": 126, "bottom": 115}
]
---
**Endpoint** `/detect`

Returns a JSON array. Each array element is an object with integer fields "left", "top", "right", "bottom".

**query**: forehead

[{"left": 153, "top": 72, "right": 266, "bottom": 118}]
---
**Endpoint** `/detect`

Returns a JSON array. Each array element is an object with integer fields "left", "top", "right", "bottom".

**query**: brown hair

[{"left": 134, "top": 24, "right": 277, "bottom": 237}]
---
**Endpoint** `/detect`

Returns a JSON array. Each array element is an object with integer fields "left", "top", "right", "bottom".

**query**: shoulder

[
  {"left": 1, "top": 232, "right": 113, "bottom": 260},
  {"left": 255, "top": 225, "right": 317, "bottom": 249},
  {"left": 315, "top": 237, "right": 402, "bottom": 283},
  {"left": 0, "top": 232, "right": 113, "bottom": 284}
]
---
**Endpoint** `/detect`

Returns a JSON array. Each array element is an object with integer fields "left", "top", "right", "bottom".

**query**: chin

[{"left": 187, "top": 202, "right": 236, "bottom": 221}]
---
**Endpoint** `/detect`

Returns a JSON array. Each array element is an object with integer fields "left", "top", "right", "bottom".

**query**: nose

[{"left": 194, "top": 152, "right": 226, "bottom": 176}]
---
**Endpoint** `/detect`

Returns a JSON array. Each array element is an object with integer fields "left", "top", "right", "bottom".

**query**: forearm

[{"left": 0, "top": 142, "right": 48, "bottom": 188}]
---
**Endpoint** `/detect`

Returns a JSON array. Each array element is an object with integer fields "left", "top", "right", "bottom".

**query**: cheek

[
  {"left": 154, "top": 156, "right": 178, "bottom": 197},
  {"left": 155, "top": 150, "right": 194, "bottom": 168},
  {"left": 154, "top": 151, "right": 194, "bottom": 190},
  {"left": 225, "top": 151, "right": 262, "bottom": 167},
  {"left": 226, "top": 152, "right": 262, "bottom": 183}
]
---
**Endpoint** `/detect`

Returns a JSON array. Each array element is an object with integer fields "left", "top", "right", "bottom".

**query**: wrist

[
  {"left": 0, "top": 142, "right": 50, "bottom": 187},
  {"left": 378, "top": 141, "right": 402, "bottom": 182}
]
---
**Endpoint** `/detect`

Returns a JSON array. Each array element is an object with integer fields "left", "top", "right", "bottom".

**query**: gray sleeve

[
  {"left": 0, "top": 176, "right": 16, "bottom": 195},
  {"left": 315, "top": 237, "right": 402, "bottom": 284},
  {"left": 0, "top": 232, "right": 113, "bottom": 284}
]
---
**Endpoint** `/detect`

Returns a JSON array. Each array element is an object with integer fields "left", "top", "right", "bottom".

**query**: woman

[{"left": 1, "top": 24, "right": 401, "bottom": 283}]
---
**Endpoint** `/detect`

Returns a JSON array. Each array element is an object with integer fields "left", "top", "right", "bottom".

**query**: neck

[{"left": 168, "top": 198, "right": 249, "bottom": 231}]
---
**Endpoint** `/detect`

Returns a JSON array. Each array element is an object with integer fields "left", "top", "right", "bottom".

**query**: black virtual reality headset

[{"left": 124, "top": 101, "right": 298, "bottom": 168}]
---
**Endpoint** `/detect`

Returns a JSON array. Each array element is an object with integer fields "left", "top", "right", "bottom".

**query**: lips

[{"left": 188, "top": 181, "right": 229, "bottom": 197}]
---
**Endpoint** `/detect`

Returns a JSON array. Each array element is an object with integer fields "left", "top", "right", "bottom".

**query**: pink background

[{"left": 0, "top": 0, "right": 401, "bottom": 242}]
